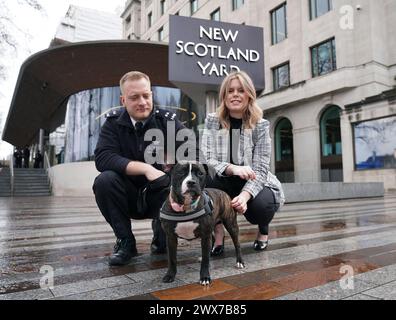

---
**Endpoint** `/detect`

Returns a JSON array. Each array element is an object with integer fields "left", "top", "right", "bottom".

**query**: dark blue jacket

[{"left": 94, "top": 107, "right": 185, "bottom": 186}]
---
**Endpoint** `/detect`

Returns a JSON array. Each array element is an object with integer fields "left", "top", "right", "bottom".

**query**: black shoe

[
  {"left": 108, "top": 238, "right": 138, "bottom": 266},
  {"left": 150, "top": 242, "right": 167, "bottom": 255},
  {"left": 210, "top": 236, "right": 225, "bottom": 256},
  {"left": 253, "top": 239, "right": 268, "bottom": 251}
]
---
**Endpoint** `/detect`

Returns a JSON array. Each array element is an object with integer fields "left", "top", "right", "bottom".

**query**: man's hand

[
  {"left": 226, "top": 164, "right": 256, "bottom": 180},
  {"left": 231, "top": 191, "right": 252, "bottom": 214},
  {"left": 125, "top": 161, "right": 165, "bottom": 181},
  {"left": 145, "top": 166, "right": 166, "bottom": 182}
]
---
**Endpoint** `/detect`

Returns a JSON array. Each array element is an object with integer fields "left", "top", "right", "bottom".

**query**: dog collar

[{"left": 160, "top": 191, "right": 213, "bottom": 223}]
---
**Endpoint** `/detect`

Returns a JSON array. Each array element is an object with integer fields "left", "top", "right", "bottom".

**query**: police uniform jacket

[{"left": 94, "top": 107, "right": 184, "bottom": 187}]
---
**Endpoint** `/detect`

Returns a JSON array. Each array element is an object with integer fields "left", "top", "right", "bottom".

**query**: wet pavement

[{"left": 1, "top": 192, "right": 396, "bottom": 300}]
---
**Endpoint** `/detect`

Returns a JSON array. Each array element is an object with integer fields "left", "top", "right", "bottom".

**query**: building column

[
  {"left": 293, "top": 125, "right": 321, "bottom": 183},
  {"left": 205, "top": 91, "right": 218, "bottom": 115},
  {"left": 39, "top": 129, "right": 45, "bottom": 153},
  {"left": 340, "top": 111, "right": 354, "bottom": 183}
]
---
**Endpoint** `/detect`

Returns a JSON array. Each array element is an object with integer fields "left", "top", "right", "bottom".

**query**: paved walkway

[{"left": 1, "top": 193, "right": 396, "bottom": 300}]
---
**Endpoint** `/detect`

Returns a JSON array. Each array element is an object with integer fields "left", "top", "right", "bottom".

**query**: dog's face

[{"left": 171, "top": 162, "right": 207, "bottom": 203}]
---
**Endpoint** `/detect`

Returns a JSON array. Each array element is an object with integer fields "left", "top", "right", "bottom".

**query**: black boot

[
  {"left": 108, "top": 238, "right": 138, "bottom": 266},
  {"left": 151, "top": 219, "right": 167, "bottom": 254}
]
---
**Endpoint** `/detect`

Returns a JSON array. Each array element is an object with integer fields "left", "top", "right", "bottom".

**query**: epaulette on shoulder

[
  {"left": 155, "top": 108, "right": 177, "bottom": 121},
  {"left": 105, "top": 107, "right": 123, "bottom": 119}
]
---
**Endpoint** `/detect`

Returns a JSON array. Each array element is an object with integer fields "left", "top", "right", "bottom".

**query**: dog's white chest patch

[{"left": 175, "top": 221, "right": 199, "bottom": 240}]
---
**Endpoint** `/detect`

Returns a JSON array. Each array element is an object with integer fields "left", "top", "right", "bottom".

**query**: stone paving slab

[
  {"left": 1, "top": 194, "right": 396, "bottom": 300},
  {"left": 343, "top": 293, "right": 382, "bottom": 300},
  {"left": 362, "top": 280, "right": 396, "bottom": 300},
  {"left": 353, "top": 264, "right": 396, "bottom": 286},
  {"left": 274, "top": 278, "right": 377, "bottom": 300}
]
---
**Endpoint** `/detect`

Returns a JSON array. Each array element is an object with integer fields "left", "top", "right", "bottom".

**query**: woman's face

[{"left": 225, "top": 78, "right": 249, "bottom": 118}]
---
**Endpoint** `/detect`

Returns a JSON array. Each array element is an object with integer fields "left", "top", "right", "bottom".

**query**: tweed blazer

[{"left": 201, "top": 113, "right": 285, "bottom": 206}]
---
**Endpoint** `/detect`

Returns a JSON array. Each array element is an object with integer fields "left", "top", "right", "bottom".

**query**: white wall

[{"left": 49, "top": 162, "right": 99, "bottom": 196}]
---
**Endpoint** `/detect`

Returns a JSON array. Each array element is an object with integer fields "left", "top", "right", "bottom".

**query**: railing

[
  {"left": 9, "top": 153, "right": 14, "bottom": 196},
  {"left": 44, "top": 151, "right": 51, "bottom": 171}
]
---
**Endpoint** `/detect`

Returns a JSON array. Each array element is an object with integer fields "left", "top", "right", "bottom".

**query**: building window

[
  {"left": 158, "top": 27, "right": 164, "bottom": 41},
  {"left": 354, "top": 116, "right": 396, "bottom": 170},
  {"left": 309, "top": 0, "right": 332, "bottom": 20},
  {"left": 148, "top": 12, "right": 152, "bottom": 28},
  {"left": 125, "top": 15, "right": 131, "bottom": 27},
  {"left": 275, "top": 118, "right": 295, "bottom": 183},
  {"left": 210, "top": 8, "right": 220, "bottom": 21},
  {"left": 232, "top": 0, "right": 244, "bottom": 11},
  {"left": 190, "top": 0, "right": 198, "bottom": 15},
  {"left": 273, "top": 62, "right": 290, "bottom": 91},
  {"left": 320, "top": 106, "right": 342, "bottom": 157},
  {"left": 311, "top": 38, "right": 336, "bottom": 77},
  {"left": 160, "top": 0, "right": 166, "bottom": 16},
  {"left": 271, "top": 3, "right": 287, "bottom": 45}
]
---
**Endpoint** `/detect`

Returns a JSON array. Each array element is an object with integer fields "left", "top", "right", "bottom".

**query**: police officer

[{"left": 93, "top": 71, "right": 186, "bottom": 266}]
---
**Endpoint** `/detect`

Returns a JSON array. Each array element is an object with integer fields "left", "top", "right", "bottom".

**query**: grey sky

[{"left": 0, "top": 0, "right": 126, "bottom": 158}]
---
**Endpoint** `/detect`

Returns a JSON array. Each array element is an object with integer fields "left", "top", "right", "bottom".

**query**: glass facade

[
  {"left": 64, "top": 87, "right": 121, "bottom": 163},
  {"left": 311, "top": 38, "right": 336, "bottom": 77},
  {"left": 354, "top": 116, "right": 396, "bottom": 170},
  {"left": 271, "top": 3, "right": 287, "bottom": 44},
  {"left": 62, "top": 86, "right": 203, "bottom": 163}
]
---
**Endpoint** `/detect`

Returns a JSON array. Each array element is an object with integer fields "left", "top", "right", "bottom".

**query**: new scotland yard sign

[{"left": 169, "top": 15, "right": 265, "bottom": 90}]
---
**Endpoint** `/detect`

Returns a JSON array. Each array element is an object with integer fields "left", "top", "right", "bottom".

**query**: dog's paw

[
  {"left": 162, "top": 274, "right": 176, "bottom": 283},
  {"left": 236, "top": 261, "right": 246, "bottom": 269},
  {"left": 200, "top": 277, "right": 212, "bottom": 286}
]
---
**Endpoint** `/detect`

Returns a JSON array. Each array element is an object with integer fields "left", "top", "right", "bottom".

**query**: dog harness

[{"left": 159, "top": 191, "right": 213, "bottom": 223}]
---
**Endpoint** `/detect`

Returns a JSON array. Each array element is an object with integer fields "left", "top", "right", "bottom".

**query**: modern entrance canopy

[{"left": 2, "top": 40, "right": 173, "bottom": 147}]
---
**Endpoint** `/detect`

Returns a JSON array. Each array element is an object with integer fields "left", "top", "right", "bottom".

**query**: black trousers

[
  {"left": 92, "top": 171, "right": 168, "bottom": 247},
  {"left": 206, "top": 176, "right": 280, "bottom": 235}
]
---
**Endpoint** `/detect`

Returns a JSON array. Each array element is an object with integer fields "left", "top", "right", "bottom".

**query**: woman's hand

[
  {"left": 231, "top": 191, "right": 252, "bottom": 214},
  {"left": 226, "top": 164, "right": 256, "bottom": 180}
]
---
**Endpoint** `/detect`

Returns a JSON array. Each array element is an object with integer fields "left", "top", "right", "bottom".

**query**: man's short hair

[{"left": 120, "top": 71, "right": 151, "bottom": 94}]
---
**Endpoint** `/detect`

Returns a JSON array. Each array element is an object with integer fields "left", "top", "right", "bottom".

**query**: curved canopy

[{"left": 2, "top": 40, "right": 173, "bottom": 146}]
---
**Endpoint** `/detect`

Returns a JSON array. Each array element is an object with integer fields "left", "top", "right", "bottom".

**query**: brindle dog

[{"left": 160, "top": 162, "right": 245, "bottom": 285}]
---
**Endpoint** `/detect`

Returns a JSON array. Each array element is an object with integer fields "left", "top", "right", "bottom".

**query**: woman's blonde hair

[{"left": 217, "top": 70, "right": 263, "bottom": 129}]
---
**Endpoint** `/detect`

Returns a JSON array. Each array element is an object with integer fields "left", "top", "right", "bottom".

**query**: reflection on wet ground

[{"left": 1, "top": 193, "right": 396, "bottom": 300}]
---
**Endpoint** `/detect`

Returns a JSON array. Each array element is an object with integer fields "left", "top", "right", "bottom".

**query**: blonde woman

[{"left": 202, "top": 71, "right": 285, "bottom": 253}]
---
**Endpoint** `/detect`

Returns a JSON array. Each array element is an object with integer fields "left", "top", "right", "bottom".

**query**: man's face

[{"left": 121, "top": 78, "right": 153, "bottom": 121}]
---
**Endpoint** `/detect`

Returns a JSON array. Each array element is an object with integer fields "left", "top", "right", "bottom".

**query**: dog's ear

[{"left": 203, "top": 164, "right": 216, "bottom": 180}]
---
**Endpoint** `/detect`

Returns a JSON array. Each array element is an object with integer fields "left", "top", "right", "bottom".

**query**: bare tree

[{"left": 0, "top": 0, "right": 43, "bottom": 80}]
